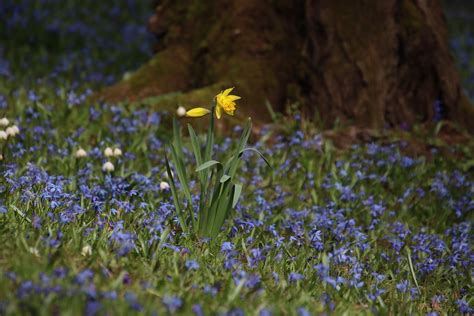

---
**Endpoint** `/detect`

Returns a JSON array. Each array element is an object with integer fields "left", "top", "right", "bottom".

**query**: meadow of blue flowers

[{"left": 0, "top": 1, "right": 473, "bottom": 315}]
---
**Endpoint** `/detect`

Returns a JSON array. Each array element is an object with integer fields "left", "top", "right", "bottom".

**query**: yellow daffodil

[
  {"left": 184, "top": 88, "right": 240, "bottom": 120},
  {"left": 185, "top": 107, "right": 211, "bottom": 118},
  {"left": 215, "top": 87, "right": 241, "bottom": 119}
]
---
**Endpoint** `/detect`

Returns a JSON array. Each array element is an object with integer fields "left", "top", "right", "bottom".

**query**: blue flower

[
  {"left": 396, "top": 280, "right": 410, "bottom": 293},
  {"left": 288, "top": 272, "right": 304, "bottom": 283},
  {"left": 185, "top": 260, "right": 200, "bottom": 270},
  {"left": 75, "top": 269, "right": 94, "bottom": 285},
  {"left": 162, "top": 295, "right": 182, "bottom": 313}
]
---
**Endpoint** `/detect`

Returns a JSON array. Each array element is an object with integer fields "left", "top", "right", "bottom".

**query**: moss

[
  {"left": 400, "top": 0, "right": 425, "bottom": 33},
  {"left": 130, "top": 47, "right": 191, "bottom": 91}
]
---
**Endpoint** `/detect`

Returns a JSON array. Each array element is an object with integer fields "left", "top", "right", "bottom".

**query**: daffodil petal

[
  {"left": 185, "top": 107, "right": 211, "bottom": 117},
  {"left": 227, "top": 95, "right": 241, "bottom": 101},
  {"left": 223, "top": 87, "right": 234, "bottom": 96},
  {"left": 215, "top": 105, "right": 222, "bottom": 119}
]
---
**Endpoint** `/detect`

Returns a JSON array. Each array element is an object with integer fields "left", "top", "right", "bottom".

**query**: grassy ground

[{"left": 0, "top": 1, "right": 473, "bottom": 315}]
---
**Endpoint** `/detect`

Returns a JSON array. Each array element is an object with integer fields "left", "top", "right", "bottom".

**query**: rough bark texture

[
  {"left": 305, "top": 0, "right": 473, "bottom": 130},
  {"left": 99, "top": 0, "right": 473, "bottom": 132}
]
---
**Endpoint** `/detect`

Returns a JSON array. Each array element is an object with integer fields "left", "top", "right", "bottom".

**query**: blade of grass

[{"left": 406, "top": 248, "right": 421, "bottom": 294}]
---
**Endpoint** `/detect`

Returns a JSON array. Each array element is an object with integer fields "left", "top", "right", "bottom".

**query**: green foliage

[{"left": 166, "top": 107, "right": 269, "bottom": 238}]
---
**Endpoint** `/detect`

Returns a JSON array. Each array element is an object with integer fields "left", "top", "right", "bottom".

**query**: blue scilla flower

[
  {"left": 75, "top": 269, "right": 94, "bottom": 285},
  {"left": 185, "top": 260, "right": 200, "bottom": 271},
  {"left": 0, "top": 94, "right": 7, "bottom": 109},
  {"left": 125, "top": 292, "right": 143, "bottom": 311},
  {"left": 396, "top": 280, "right": 410, "bottom": 293},
  {"left": 162, "top": 295, "right": 182, "bottom": 313},
  {"left": 297, "top": 307, "right": 311, "bottom": 316},
  {"left": 289, "top": 272, "right": 304, "bottom": 283}
]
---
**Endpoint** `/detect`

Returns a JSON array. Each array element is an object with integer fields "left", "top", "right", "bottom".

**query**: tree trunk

[{"left": 99, "top": 0, "right": 473, "bottom": 132}]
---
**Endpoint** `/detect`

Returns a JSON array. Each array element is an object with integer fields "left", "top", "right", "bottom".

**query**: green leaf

[
  {"left": 164, "top": 153, "right": 187, "bottom": 232},
  {"left": 239, "top": 147, "right": 272, "bottom": 169},
  {"left": 188, "top": 124, "right": 206, "bottom": 186},
  {"left": 170, "top": 145, "right": 192, "bottom": 203},
  {"left": 210, "top": 180, "right": 234, "bottom": 237},
  {"left": 232, "top": 183, "right": 243, "bottom": 208},
  {"left": 226, "top": 118, "right": 252, "bottom": 178},
  {"left": 172, "top": 117, "right": 183, "bottom": 157},
  {"left": 196, "top": 160, "right": 222, "bottom": 172},
  {"left": 220, "top": 174, "right": 231, "bottom": 183},
  {"left": 204, "top": 105, "right": 215, "bottom": 163},
  {"left": 187, "top": 124, "right": 202, "bottom": 166},
  {"left": 169, "top": 144, "right": 195, "bottom": 228}
]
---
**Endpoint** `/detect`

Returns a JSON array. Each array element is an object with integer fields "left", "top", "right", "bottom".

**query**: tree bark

[{"left": 99, "top": 0, "right": 473, "bottom": 132}]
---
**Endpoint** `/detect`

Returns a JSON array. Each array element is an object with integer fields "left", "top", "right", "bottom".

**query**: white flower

[
  {"left": 6, "top": 126, "right": 18, "bottom": 137},
  {"left": 176, "top": 106, "right": 186, "bottom": 117},
  {"left": 0, "top": 118, "right": 9, "bottom": 126},
  {"left": 4, "top": 125, "right": 19, "bottom": 137},
  {"left": 102, "top": 161, "right": 115, "bottom": 172},
  {"left": 113, "top": 148, "right": 122, "bottom": 157},
  {"left": 29, "top": 247, "right": 40, "bottom": 257},
  {"left": 11, "top": 125, "right": 19, "bottom": 135},
  {"left": 0, "top": 154, "right": 3, "bottom": 160},
  {"left": 160, "top": 181, "right": 170, "bottom": 191},
  {"left": 0, "top": 130, "right": 7, "bottom": 140},
  {"left": 104, "top": 147, "right": 114, "bottom": 157},
  {"left": 81, "top": 244, "right": 92, "bottom": 256},
  {"left": 75, "top": 148, "right": 88, "bottom": 158}
]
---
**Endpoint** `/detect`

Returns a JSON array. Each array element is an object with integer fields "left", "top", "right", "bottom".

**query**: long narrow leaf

[
  {"left": 170, "top": 144, "right": 195, "bottom": 227},
  {"left": 204, "top": 105, "right": 215, "bottom": 163},
  {"left": 196, "top": 160, "right": 222, "bottom": 172},
  {"left": 170, "top": 144, "right": 192, "bottom": 203},
  {"left": 239, "top": 147, "right": 272, "bottom": 169},
  {"left": 232, "top": 183, "right": 243, "bottom": 208},
  {"left": 164, "top": 153, "right": 187, "bottom": 232},
  {"left": 200, "top": 105, "right": 216, "bottom": 227},
  {"left": 172, "top": 117, "right": 184, "bottom": 157},
  {"left": 204, "top": 191, "right": 220, "bottom": 237},
  {"left": 198, "top": 168, "right": 214, "bottom": 235},
  {"left": 172, "top": 117, "right": 189, "bottom": 184},
  {"left": 205, "top": 171, "right": 228, "bottom": 237},
  {"left": 220, "top": 174, "right": 231, "bottom": 183},
  {"left": 188, "top": 124, "right": 202, "bottom": 165},
  {"left": 188, "top": 124, "right": 205, "bottom": 182},
  {"left": 210, "top": 182, "right": 234, "bottom": 237},
  {"left": 227, "top": 118, "right": 252, "bottom": 177}
]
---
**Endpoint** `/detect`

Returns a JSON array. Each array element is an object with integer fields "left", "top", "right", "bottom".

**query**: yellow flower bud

[{"left": 185, "top": 107, "right": 211, "bottom": 118}]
